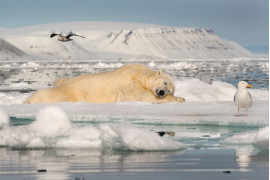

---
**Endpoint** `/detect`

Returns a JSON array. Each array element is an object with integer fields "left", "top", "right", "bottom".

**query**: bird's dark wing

[
  {"left": 50, "top": 33, "right": 59, "bottom": 38},
  {"left": 74, "top": 34, "right": 85, "bottom": 38},
  {"left": 67, "top": 33, "right": 85, "bottom": 38}
]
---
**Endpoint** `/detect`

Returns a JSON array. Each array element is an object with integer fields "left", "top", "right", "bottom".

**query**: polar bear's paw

[{"left": 176, "top": 96, "right": 186, "bottom": 102}]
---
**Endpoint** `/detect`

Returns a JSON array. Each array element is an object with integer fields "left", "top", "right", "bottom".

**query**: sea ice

[
  {"left": 0, "top": 106, "right": 184, "bottom": 150},
  {"left": 28, "top": 106, "right": 72, "bottom": 137},
  {"left": 224, "top": 126, "right": 269, "bottom": 146},
  {"left": 0, "top": 108, "right": 9, "bottom": 127},
  {"left": 0, "top": 76, "right": 268, "bottom": 151}
]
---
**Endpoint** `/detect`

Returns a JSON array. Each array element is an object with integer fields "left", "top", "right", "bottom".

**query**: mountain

[
  {"left": 97, "top": 28, "right": 254, "bottom": 59},
  {"left": 0, "top": 38, "right": 27, "bottom": 60},
  {"left": 0, "top": 21, "right": 255, "bottom": 60}
]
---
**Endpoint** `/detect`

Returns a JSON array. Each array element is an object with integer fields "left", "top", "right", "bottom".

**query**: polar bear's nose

[
  {"left": 156, "top": 89, "right": 165, "bottom": 98},
  {"left": 159, "top": 90, "right": 165, "bottom": 96}
]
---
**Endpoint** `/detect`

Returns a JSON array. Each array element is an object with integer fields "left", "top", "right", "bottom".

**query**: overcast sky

[{"left": 0, "top": 0, "right": 268, "bottom": 53}]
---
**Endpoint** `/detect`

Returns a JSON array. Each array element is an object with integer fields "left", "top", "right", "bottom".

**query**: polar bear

[{"left": 24, "top": 64, "right": 185, "bottom": 104}]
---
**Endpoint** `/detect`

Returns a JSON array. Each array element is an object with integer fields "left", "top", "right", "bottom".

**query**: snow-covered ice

[
  {"left": 223, "top": 126, "right": 269, "bottom": 148},
  {"left": 0, "top": 108, "right": 9, "bottom": 127},
  {"left": 0, "top": 77, "right": 268, "bottom": 152},
  {"left": 0, "top": 59, "right": 268, "bottom": 154},
  {"left": 0, "top": 106, "right": 184, "bottom": 150}
]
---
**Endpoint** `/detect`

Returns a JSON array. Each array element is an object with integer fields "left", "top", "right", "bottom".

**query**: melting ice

[
  {"left": 0, "top": 78, "right": 268, "bottom": 152},
  {"left": 0, "top": 106, "right": 184, "bottom": 150},
  {"left": 0, "top": 60, "right": 268, "bottom": 154}
]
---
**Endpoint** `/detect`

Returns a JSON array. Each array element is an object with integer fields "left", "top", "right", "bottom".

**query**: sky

[{"left": 0, "top": 0, "right": 269, "bottom": 54}]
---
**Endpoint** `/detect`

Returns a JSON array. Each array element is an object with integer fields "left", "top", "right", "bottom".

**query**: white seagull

[
  {"left": 50, "top": 32, "right": 85, "bottom": 42},
  {"left": 234, "top": 81, "right": 252, "bottom": 117}
]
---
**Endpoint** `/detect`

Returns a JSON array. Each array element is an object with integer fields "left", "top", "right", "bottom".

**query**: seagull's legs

[
  {"left": 237, "top": 107, "right": 239, "bottom": 117},
  {"left": 246, "top": 108, "right": 248, "bottom": 117}
]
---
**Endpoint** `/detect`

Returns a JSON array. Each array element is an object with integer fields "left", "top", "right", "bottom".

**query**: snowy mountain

[
  {"left": 0, "top": 21, "right": 255, "bottom": 60},
  {"left": 97, "top": 28, "right": 254, "bottom": 59},
  {"left": 0, "top": 38, "right": 27, "bottom": 60}
]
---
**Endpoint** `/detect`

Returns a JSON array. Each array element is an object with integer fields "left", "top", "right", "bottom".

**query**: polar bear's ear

[{"left": 156, "top": 70, "right": 163, "bottom": 75}]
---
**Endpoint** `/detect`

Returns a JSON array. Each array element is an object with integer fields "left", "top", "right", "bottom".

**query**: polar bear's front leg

[
  {"left": 175, "top": 96, "right": 186, "bottom": 102},
  {"left": 156, "top": 94, "right": 186, "bottom": 103}
]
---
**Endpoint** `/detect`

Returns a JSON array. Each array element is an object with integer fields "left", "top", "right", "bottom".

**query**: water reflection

[
  {"left": 0, "top": 148, "right": 185, "bottom": 180},
  {"left": 235, "top": 149, "right": 252, "bottom": 171},
  {"left": 0, "top": 147, "right": 268, "bottom": 180}
]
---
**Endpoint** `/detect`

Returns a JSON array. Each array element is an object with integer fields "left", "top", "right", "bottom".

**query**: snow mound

[
  {"left": 29, "top": 106, "right": 72, "bottom": 137},
  {"left": 0, "top": 107, "right": 184, "bottom": 150},
  {"left": 175, "top": 79, "right": 268, "bottom": 102},
  {"left": 223, "top": 126, "right": 269, "bottom": 151}
]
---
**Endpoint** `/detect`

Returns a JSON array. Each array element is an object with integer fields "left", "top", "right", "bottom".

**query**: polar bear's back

[{"left": 60, "top": 64, "right": 155, "bottom": 87}]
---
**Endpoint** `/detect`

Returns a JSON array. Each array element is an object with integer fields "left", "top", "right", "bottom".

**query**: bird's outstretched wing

[
  {"left": 67, "top": 32, "right": 85, "bottom": 38},
  {"left": 50, "top": 33, "right": 59, "bottom": 38},
  {"left": 73, "top": 34, "right": 85, "bottom": 38}
]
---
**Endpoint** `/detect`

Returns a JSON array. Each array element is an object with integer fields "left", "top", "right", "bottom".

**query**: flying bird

[
  {"left": 50, "top": 32, "right": 85, "bottom": 42},
  {"left": 234, "top": 81, "right": 252, "bottom": 117}
]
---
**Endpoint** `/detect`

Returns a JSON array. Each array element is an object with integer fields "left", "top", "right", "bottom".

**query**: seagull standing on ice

[
  {"left": 234, "top": 81, "right": 252, "bottom": 117},
  {"left": 50, "top": 32, "right": 85, "bottom": 42}
]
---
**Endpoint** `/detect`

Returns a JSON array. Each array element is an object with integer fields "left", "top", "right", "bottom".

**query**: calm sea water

[{"left": 0, "top": 148, "right": 268, "bottom": 180}]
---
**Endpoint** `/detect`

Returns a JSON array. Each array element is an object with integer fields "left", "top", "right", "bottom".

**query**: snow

[
  {"left": 108, "top": 122, "right": 182, "bottom": 151},
  {"left": 0, "top": 99, "right": 268, "bottom": 151},
  {"left": 0, "top": 92, "right": 29, "bottom": 105},
  {"left": 98, "top": 27, "right": 254, "bottom": 59},
  {"left": 0, "top": 24, "right": 268, "bottom": 152},
  {"left": 0, "top": 109, "right": 9, "bottom": 127},
  {"left": 0, "top": 78, "right": 268, "bottom": 105},
  {"left": 0, "top": 37, "right": 27, "bottom": 60},
  {"left": 175, "top": 79, "right": 268, "bottom": 102},
  {"left": 0, "top": 78, "right": 268, "bottom": 151},
  {"left": 223, "top": 127, "right": 269, "bottom": 150},
  {"left": 0, "top": 21, "right": 256, "bottom": 60},
  {"left": 0, "top": 106, "right": 184, "bottom": 150},
  {"left": 28, "top": 106, "right": 72, "bottom": 137}
]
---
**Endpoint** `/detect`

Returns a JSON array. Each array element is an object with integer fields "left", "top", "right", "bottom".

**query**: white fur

[{"left": 24, "top": 64, "right": 185, "bottom": 104}]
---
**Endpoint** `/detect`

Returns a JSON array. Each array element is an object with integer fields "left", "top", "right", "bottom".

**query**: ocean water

[
  {"left": 0, "top": 148, "right": 268, "bottom": 180},
  {"left": 0, "top": 59, "right": 268, "bottom": 91},
  {"left": 0, "top": 59, "right": 268, "bottom": 180}
]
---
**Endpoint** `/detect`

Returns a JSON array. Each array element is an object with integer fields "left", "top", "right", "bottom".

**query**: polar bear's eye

[{"left": 164, "top": 81, "right": 168, "bottom": 85}]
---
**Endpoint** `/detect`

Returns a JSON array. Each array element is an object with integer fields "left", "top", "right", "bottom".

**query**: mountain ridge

[
  {"left": 0, "top": 38, "right": 28, "bottom": 60},
  {"left": 0, "top": 21, "right": 258, "bottom": 60}
]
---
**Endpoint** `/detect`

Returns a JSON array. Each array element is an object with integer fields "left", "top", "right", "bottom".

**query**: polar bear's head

[{"left": 148, "top": 70, "right": 175, "bottom": 98}]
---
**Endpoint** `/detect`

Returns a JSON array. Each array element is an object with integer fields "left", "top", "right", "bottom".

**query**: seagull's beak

[{"left": 247, "top": 84, "right": 252, "bottom": 88}]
